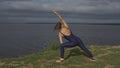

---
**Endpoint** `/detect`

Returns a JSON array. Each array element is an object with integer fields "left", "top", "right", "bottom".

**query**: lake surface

[{"left": 0, "top": 24, "right": 120, "bottom": 57}]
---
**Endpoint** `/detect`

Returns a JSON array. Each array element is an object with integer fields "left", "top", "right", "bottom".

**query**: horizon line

[{"left": 1, "top": 23, "right": 120, "bottom": 25}]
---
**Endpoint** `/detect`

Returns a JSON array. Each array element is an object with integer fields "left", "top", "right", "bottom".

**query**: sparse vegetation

[{"left": 0, "top": 43, "right": 120, "bottom": 68}]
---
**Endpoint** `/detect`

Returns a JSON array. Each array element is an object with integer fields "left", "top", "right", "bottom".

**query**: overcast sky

[{"left": 0, "top": 0, "right": 120, "bottom": 24}]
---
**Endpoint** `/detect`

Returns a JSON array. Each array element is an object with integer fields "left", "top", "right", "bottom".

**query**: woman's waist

[{"left": 64, "top": 35, "right": 80, "bottom": 41}]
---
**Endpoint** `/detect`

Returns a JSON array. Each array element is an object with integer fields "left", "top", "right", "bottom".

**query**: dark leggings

[{"left": 60, "top": 40, "right": 93, "bottom": 58}]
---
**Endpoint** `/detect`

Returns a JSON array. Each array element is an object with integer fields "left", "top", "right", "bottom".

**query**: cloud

[
  {"left": 0, "top": 1, "right": 42, "bottom": 10},
  {"left": 0, "top": 0, "right": 30, "bottom": 2},
  {"left": 0, "top": 0, "right": 120, "bottom": 13},
  {"left": 0, "top": 0, "right": 120, "bottom": 23}
]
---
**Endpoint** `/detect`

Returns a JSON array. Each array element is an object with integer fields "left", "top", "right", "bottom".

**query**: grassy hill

[{"left": 0, "top": 45, "right": 120, "bottom": 68}]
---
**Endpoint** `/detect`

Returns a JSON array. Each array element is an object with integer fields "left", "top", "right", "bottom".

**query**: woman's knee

[
  {"left": 60, "top": 43, "right": 68, "bottom": 47},
  {"left": 60, "top": 43, "right": 64, "bottom": 46},
  {"left": 60, "top": 45, "right": 64, "bottom": 49}
]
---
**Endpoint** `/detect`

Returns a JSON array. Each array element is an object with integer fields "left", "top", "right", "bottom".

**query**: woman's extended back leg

[{"left": 78, "top": 40, "right": 93, "bottom": 58}]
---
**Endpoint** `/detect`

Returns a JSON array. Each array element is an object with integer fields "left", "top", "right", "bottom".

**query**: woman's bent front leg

[{"left": 60, "top": 42, "right": 78, "bottom": 58}]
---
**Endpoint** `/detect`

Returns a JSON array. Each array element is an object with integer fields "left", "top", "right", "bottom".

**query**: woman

[{"left": 52, "top": 9, "right": 95, "bottom": 62}]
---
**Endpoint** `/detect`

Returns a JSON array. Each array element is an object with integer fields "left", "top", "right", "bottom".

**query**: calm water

[{"left": 0, "top": 24, "right": 120, "bottom": 57}]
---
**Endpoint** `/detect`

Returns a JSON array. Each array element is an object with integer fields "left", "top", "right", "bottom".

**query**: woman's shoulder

[{"left": 61, "top": 27, "right": 70, "bottom": 32}]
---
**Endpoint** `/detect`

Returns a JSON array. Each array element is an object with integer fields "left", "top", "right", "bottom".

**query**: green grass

[{"left": 0, "top": 44, "right": 120, "bottom": 68}]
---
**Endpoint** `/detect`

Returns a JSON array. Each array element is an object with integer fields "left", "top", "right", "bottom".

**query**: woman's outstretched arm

[{"left": 52, "top": 9, "right": 69, "bottom": 28}]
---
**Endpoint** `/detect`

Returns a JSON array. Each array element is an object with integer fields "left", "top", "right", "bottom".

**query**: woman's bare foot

[
  {"left": 89, "top": 57, "right": 96, "bottom": 61},
  {"left": 56, "top": 58, "right": 64, "bottom": 62}
]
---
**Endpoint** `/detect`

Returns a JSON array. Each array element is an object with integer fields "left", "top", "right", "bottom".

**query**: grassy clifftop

[{"left": 0, "top": 45, "right": 120, "bottom": 68}]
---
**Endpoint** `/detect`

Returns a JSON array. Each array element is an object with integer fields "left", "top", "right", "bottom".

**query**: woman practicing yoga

[{"left": 52, "top": 9, "right": 95, "bottom": 62}]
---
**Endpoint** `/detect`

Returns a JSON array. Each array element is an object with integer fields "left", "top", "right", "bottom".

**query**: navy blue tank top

[{"left": 60, "top": 31, "right": 80, "bottom": 42}]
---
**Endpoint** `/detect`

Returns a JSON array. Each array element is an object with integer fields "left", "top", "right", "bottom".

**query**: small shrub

[{"left": 48, "top": 41, "right": 59, "bottom": 50}]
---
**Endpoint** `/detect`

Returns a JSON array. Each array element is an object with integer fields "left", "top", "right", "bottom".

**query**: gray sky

[{"left": 0, "top": 0, "right": 120, "bottom": 24}]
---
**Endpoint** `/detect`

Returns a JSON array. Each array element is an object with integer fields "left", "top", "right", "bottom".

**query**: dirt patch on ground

[
  {"left": 104, "top": 64, "right": 114, "bottom": 68},
  {"left": 96, "top": 50, "right": 112, "bottom": 58},
  {"left": 111, "top": 46, "right": 120, "bottom": 49}
]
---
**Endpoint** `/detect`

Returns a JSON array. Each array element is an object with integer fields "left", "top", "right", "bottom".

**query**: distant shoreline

[{"left": 1, "top": 23, "right": 120, "bottom": 25}]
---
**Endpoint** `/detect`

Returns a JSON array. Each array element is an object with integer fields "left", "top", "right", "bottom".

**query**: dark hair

[{"left": 54, "top": 22, "right": 62, "bottom": 30}]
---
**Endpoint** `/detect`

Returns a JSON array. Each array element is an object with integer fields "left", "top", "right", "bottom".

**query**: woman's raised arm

[{"left": 52, "top": 9, "right": 69, "bottom": 28}]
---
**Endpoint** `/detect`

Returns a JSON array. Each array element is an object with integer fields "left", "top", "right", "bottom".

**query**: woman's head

[{"left": 54, "top": 22, "right": 62, "bottom": 30}]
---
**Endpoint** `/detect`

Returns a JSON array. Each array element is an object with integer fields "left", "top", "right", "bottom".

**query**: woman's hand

[
  {"left": 52, "top": 9, "right": 69, "bottom": 28},
  {"left": 59, "top": 32, "right": 63, "bottom": 44}
]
